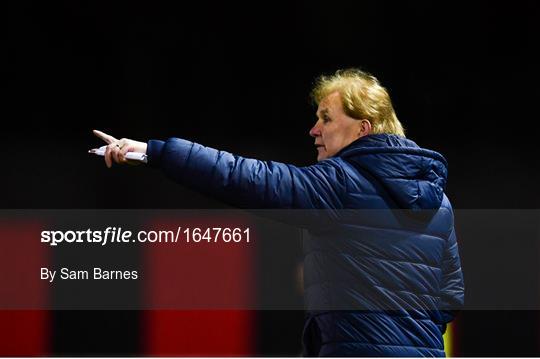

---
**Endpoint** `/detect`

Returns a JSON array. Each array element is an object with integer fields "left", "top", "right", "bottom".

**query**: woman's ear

[{"left": 358, "top": 119, "right": 372, "bottom": 137}]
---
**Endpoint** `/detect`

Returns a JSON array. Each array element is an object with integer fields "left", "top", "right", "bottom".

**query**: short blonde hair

[{"left": 311, "top": 69, "right": 405, "bottom": 137}]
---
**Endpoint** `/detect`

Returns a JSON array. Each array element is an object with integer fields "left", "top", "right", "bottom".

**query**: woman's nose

[{"left": 309, "top": 123, "right": 321, "bottom": 138}]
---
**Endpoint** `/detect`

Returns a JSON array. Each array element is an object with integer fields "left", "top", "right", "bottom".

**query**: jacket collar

[{"left": 335, "top": 134, "right": 448, "bottom": 167}]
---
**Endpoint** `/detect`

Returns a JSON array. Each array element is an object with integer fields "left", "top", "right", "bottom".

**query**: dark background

[{"left": 4, "top": 0, "right": 540, "bottom": 356}]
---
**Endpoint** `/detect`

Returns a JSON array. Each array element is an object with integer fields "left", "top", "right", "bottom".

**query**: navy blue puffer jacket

[{"left": 147, "top": 133, "right": 464, "bottom": 357}]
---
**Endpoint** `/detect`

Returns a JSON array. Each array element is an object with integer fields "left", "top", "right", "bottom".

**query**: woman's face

[{"left": 309, "top": 92, "right": 367, "bottom": 161}]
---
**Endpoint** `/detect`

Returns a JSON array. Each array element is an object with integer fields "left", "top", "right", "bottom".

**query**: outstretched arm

[
  {"left": 146, "top": 137, "right": 347, "bottom": 210},
  {"left": 92, "top": 131, "right": 348, "bottom": 211}
]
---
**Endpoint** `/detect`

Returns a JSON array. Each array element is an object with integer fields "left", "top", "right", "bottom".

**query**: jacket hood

[{"left": 336, "top": 134, "right": 448, "bottom": 210}]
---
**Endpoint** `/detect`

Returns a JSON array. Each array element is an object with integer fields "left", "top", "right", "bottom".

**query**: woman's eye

[{"left": 323, "top": 116, "right": 331, "bottom": 123}]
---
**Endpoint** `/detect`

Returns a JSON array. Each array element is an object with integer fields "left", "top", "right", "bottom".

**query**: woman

[{"left": 93, "top": 69, "right": 464, "bottom": 357}]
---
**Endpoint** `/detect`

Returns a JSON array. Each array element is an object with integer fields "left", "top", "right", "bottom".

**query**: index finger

[{"left": 93, "top": 129, "right": 118, "bottom": 144}]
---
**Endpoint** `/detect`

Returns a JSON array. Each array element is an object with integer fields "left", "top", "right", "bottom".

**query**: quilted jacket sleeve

[
  {"left": 439, "top": 226, "right": 465, "bottom": 325},
  {"left": 146, "top": 138, "right": 347, "bottom": 212}
]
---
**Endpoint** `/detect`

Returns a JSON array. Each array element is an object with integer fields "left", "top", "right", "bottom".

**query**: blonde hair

[{"left": 311, "top": 68, "right": 405, "bottom": 137}]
